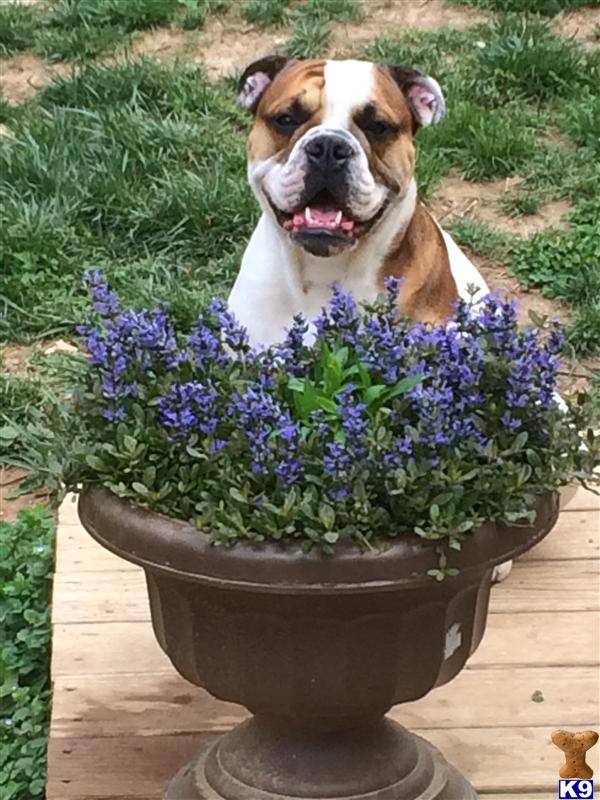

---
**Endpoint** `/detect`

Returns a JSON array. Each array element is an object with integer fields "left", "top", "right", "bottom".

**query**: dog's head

[{"left": 238, "top": 57, "right": 445, "bottom": 258}]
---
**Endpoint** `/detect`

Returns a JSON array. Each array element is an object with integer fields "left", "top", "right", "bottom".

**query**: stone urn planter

[{"left": 79, "top": 487, "right": 559, "bottom": 800}]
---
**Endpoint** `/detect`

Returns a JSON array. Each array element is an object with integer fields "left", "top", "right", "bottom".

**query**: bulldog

[
  {"left": 228, "top": 55, "right": 489, "bottom": 346},
  {"left": 227, "top": 56, "right": 516, "bottom": 583}
]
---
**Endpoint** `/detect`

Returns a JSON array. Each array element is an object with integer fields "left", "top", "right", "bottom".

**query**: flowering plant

[{"left": 59, "top": 272, "right": 598, "bottom": 558}]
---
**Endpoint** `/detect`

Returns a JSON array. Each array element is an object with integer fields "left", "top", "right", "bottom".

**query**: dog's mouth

[{"left": 269, "top": 189, "right": 389, "bottom": 254}]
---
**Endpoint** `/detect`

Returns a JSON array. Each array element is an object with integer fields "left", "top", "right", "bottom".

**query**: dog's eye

[
  {"left": 271, "top": 112, "right": 300, "bottom": 132},
  {"left": 367, "top": 120, "right": 392, "bottom": 136},
  {"left": 355, "top": 106, "right": 400, "bottom": 140},
  {"left": 360, "top": 118, "right": 396, "bottom": 139}
]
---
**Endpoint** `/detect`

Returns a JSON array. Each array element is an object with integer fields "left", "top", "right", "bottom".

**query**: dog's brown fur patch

[
  {"left": 380, "top": 203, "right": 458, "bottom": 324},
  {"left": 248, "top": 59, "right": 326, "bottom": 162}
]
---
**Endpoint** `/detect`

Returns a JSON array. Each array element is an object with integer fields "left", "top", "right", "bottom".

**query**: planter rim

[{"left": 78, "top": 488, "right": 559, "bottom": 594}]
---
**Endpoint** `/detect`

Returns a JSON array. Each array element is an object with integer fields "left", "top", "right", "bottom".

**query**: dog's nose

[{"left": 305, "top": 135, "right": 353, "bottom": 170}]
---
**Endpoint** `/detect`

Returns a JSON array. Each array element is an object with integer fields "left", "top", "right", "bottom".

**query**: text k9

[{"left": 559, "top": 779, "right": 594, "bottom": 799}]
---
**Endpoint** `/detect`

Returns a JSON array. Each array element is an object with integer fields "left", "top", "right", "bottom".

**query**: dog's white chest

[
  {"left": 228, "top": 215, "right": 489, "bottom": 347},
  {"left": 228, "top": 215, "right": 382, "bottom": 346}
]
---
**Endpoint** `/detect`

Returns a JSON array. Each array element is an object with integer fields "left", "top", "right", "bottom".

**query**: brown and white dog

[
  {"left": 228, "top": 56, "right": 489, "bottom": 346},
  {"left": 228, "top": 56, "right": 519, "bottom": 582}
]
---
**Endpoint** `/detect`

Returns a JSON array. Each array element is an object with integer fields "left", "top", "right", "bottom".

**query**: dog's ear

[
  {"left": 387, "top": 66, "right": 445, "bottom": 129},
  {"left": 238, "top": 55, "right": 290, "bottom": 114}
]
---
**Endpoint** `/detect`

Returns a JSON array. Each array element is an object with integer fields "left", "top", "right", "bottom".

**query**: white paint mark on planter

[{"left": 444, "top": 623, "right": 462, "bottom": 660}]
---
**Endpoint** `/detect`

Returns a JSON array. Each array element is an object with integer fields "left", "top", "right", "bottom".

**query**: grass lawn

[{"left": 0, "top": 2, "right": 599, "bottom": 797}]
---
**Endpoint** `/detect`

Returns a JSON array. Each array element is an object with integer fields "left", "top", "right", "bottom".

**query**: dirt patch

[
  {"left": 430, "top": 173, "right": 572, "bottom": 237},
  {"left": 0, "top": 467, "right": 48, "bottom": 522},
  {"left": 190, "top": 18, "right": 285, "bottom": 78},
  {"left": 1, "top": 339, "right": 78, "bottom": 374},
  {"left": 332, "top": 0, "right": 491, "bottom": 52},
  {"left": 474, "top": 259, "right": 572, "bottom": 326},
  {"left": 131, "top": 0, "right": 492, "bottom": 77},
  {"left": 1, "top": 342, "right": 38, "bottom": 373},
  {"left": 554, "top": 7, "right": 600, "bottom": 46},
  {"left": 0, "top": 51, "right": 71, "bottom": 102},
  {"left": 130, "top": 26, "right": 189, "bottom": 61}
]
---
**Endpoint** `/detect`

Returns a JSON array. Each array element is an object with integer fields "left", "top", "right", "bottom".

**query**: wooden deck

[{"left": 46, "top": 487, "right": 600, "bottom": 800}]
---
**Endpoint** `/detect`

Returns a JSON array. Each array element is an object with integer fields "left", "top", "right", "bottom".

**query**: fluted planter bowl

[{"left": 79, "top": 488, "right": 559, "bottom": 799}]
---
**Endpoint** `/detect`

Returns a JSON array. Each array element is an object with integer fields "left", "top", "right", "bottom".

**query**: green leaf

[
  {"left": 323, "top": 531, "right": 339, "bottom": 544},
  {"left": 388, "top": 374, "right": 424, "bottom": 400},
  {"left": 123, "top": 434, "right": 138, "bottom": 452},
  {"left": 363, "top": 385, "right": 387, "bottom": 406},
  {"left": 229, "top": 487, "right": 247, "bottom": 504},
  {"left": 316, "top": 396, "right": 338, "bottom": 414},
  {"left": 287, "top": 377, "right": 305, "bottom": 393},
  {"left": 142, "top": 466, "right": 156, "bottom": 487},
  {"left": 318, "top": 503, "right": 336, "bottom": 530},
  {"left": 131, "top": 482, "right": 149, "bottom": 497},
  {"left": 512, "top": 431, "right": 529, "bottom": 451},
  {"left": 323, "top": 353, "right": 343, "bottom": 395},
  {"left": 85, "top": 454, "right": 106, "bottom": 471},
  {"left": 0, "top": 425, "right": 19, "bottom": 441}
]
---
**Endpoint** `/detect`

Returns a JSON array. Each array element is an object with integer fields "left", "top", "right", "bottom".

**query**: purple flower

[{"left": 158, "top": 381, "right": 219, "bottom": 439}]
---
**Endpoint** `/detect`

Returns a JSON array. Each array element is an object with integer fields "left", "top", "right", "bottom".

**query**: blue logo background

[{"left": 558, "top": 779, "right": 594, "bottom": 799}]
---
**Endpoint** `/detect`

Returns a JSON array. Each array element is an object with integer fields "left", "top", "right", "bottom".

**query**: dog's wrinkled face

[{"left": 239, "top": 57, "right": 445, "bottom": 257}]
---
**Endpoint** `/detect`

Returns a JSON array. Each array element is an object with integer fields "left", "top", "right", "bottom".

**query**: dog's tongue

[{"left": 289, "top": 206, "right": 355, "bottom": 233}]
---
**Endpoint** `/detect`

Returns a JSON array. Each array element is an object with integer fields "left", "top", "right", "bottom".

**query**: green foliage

[
  {"left": 473, "top": 15, "right": 593, "bottom": 104},
  {"left": 561, "top": 89, "right": 600, "bottom": 156},
  {"left": 0, "top": 506, "right": 55, "bottom": 800},
  {"left": 33, "top": 284, "right": 600, "bottom": 553},
  {"left": 0, "top": 59, "right": 254, "bottom": 341},
  {"left": 422, "top": 101, "right": 537, "bottom": 180},
  {"left": 287, "top": 17, "right": 332, "bottom": 56},
  {"left": 286, "top": 0, "right": 363, "bottom": 55},
  {"left": 510, "top": 197, "right": 600, "bottom": 355},
  {"left": 501, "top": 190, "right": 543, "bottom": 216},
  {"left": 242, "top": 0, "right": 289, "bottom": 26},
  {"left": 0, "top": 1, "right": 39, "bottom": 54},
  {"left": 449, "top": 0, "right": 599, "bottom": 15},
  {"left": 448, "top": 218, "right": 513, "bottom": 262},
  {"left": 0, "top": 0, "right": 217, "bottom": 60},
  {"left": 295, "top": 0, "right": 364, "bottom": 22},
  {"left": 364, "top": 28, "right": 474, "bottom": 85},
  {"left": 1, "top": 352, "right": 88, "bottom": 464}
]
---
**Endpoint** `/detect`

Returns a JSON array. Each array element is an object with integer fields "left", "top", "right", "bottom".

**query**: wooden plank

[
  {"left": 468, "top": 610, "right": 599, "bottom": 668},
  {"left": 55, "top": 524, "right": 138, "bottom": 573},
  {"left": 488, "top": 560, "right": 600, "bottom": 613},
  {"left": 58, "top": 493, "right": 81, "bottom": 526},
  {"left": 52, "top": 570, "right": 150, "bottom": 624},
  {"left": 480, "top": 796, "right": 556, "bottom": 799},
  {"left": 560, "top": 484, "right": 600, "bottom": 511},
  {"left": 479, "top": 796, "right": 555, "bottom": 799},
  {"left": 50, "top": 666, "right": 598, "bottom": 738},
  {"left": 46, "top": 727, "right": 600, "bottom": 798},
  {"left": 46, "top": 732, "right": 214, "bottom": 800},
  {"left": 51, "top": 557, "right": 600, "bottom": 625},
  {"left": 520, "top": 510, "right": 599, "bottom": 561},
  {"left": 51, "top": 612, "right": 600, "bottom": 678},
  {"left": 51, "top": 621, "right": 171, "bottom": 676}
]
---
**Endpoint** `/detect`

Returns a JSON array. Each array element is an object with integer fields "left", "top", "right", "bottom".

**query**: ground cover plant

[
  {"left": 32, "top": 273, "right": 598, "bottom": 556},
  {"left": 0, "top": 506, "right": 55, "bottom": 800},
  {"left": 0, "top": 0, "right": 230, "bottom": 60},
  {"left": 450, "top": 0, "right": 599, "bottom": 15},
  {"left": 1, "top": 59, "right": 255, "bottom": 340}
]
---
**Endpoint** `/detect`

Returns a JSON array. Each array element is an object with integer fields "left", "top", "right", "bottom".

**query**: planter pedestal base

[{"left": 164, "top": 717, "right": 478, "bottom": 800}]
